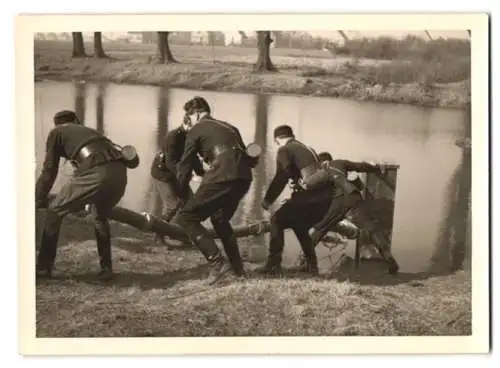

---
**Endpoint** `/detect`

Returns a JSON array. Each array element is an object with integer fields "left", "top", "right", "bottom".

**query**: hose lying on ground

[{"left": 39, "top": 194, "right": 359, "bottom": 242}]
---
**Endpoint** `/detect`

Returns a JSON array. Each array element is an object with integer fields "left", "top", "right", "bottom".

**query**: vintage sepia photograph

[{"left": 16, "top": 13, "right": 489, "bottom": 355}]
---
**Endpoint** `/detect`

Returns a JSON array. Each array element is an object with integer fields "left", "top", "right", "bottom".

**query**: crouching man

[{"left": 306, "top": 152, "right": 399, "bottom": 274}]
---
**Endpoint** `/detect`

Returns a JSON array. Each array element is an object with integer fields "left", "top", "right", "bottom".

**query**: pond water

[{"left": 34, "top": 80, "right": 468, "bottom": 273}]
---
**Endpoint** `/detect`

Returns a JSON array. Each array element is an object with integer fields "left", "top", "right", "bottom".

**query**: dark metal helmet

[
  {"left": 183, "top": 96, "right": 211, "bottom": 115},
  {"left": 273, "top": 125, "right": 294, "bottom": 139},
  {"left": 53, "top": 110, "right": 79, "bottom": 125}
]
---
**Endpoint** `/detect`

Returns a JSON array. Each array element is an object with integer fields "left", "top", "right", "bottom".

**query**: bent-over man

[
  {"left": 308, "top": 151, "right": 400, "bottom": 274},
  {"left": 255, "top": 125, "right": 333, "bottom": 277},
  {"left": 35, "top": 110, "right": 130, "bottom": 280}
]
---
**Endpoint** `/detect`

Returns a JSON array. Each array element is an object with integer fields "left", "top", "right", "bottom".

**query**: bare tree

[
  {"left": 72, "top": 32, "right": 86, "bottom": 58},
  {"left": 93, "top": 32, "right": 108, "bottom": 58},
  {"left": 157, "top": 32, "right": 177, "bottom": 63},
  {"left": 337, "top": 30, "right": 349, "bottom": 43},
  {"left": 238, "top": 31, "right": 248, "bottom": 41},
  {"left": 254, "top": 31, "right": 276, "bottom": 72}
]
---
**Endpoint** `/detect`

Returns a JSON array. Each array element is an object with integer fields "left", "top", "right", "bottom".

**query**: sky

[
  {"left": 60, "top": 30, "right": 470, "bottom": 42},
  {"left": 306, "top": 30, "right": 469, "bottom": 40}
]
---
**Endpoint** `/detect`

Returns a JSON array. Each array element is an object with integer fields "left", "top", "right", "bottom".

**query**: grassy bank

[
  {"left": 34, "top": 40, "right": 470, "bottom": 108},
  {"left": 36, "top": 213, "right": 471, "bottom": 337}
]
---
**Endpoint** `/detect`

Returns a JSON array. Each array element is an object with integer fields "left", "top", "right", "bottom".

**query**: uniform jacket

[
  {"left": 150, "top": 126, "right": 204, "bottom": 183},
  {"left": 176, "top": 115, "right": 253, "bottom": 196},
  {"left": 263, "top": 139, "right": 321, "bottom": 206},
  {"left": 35, "top": 123, "right": 121, "bottom": 205}
]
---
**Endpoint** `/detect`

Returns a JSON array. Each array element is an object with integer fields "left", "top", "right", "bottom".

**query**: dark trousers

[
  {"left": 267, "top": 188, "right": 332, "bottom": 267},
  {"left": 152, "top": 178, "right": 194, "bottom": 245},
  {"left": 175, "top": 179, "right": 251, "bottom": 273},
  {"left": 152, "top": 178, "right": 194, "bottom": 224},
  {"left": 311, "top": 191, "right": 363, "bottom": 247},
  {"left": 37, "top": 161, "right": 127, "bottom": 272},
  {"left": 313, "top": 194, "right": 397, "bottom": 264}
]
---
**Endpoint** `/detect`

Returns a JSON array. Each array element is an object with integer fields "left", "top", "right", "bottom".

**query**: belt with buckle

[{"left": 72, "top": 139, "right": 116, "bottom": 166}]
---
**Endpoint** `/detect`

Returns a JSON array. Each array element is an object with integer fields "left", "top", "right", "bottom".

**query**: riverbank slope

[
  {"left": 34, "top": 40, "right": 470, "bottom": 109},
  {"left": 36, "top": 214, "right": 471, "bottom": 337}
]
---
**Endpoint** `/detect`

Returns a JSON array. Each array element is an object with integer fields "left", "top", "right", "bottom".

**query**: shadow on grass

[
  {"left": 37, "top": 212, "right": 199, "bottom": 253},
  {"left": 248, "top": 258, "right": 456, "bottom": 286},
  {"left": 37, "top": 263, "right": 211, "bottom": 291},
  {"left": 111, "top": 236, "right": 200, "bottom": 254},
  {"left": 329, "top": 258, "right": 455, "bottom": 287}
]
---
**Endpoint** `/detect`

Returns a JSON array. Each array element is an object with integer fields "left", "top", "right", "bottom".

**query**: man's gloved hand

[
  {"left": 379, "top": 164, "right": 388, "bottom": 176},
  {"left": 177, "top": 186, "right": 191, "bottom": 202}
]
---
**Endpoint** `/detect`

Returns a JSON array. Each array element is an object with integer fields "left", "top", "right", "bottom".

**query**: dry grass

[
  {"left": 36, "top": 213, "right": 472, "bottom": 337},
  {"left": 34, "top": 40, "right": 469, "bottom": 108}
]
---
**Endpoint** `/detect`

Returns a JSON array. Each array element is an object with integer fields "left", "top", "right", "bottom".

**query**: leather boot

[
  {"left": 195, "top": 237, "right": 232, "bottom": 285},
  {"left": 309, "top": 227, "right": 327, "bottom": 248},
  {"left": 36, "top": 230, "right": 59, "bottom": 278},
  {"left": 256, "top": 222, "right": 285, "bottom": 276},
  {"left": 293, "top": 228, "right": 319, "bottom": 276},
  {"left": 220, "top": 235, "right": 245, "bottom": 277},
  {"left": 293, "top": 254, "right": 319, "bottom": 276},
  {"left": 36, "top": 264, "right": 52, "bottom": 279},
  {"left": 254, "top": 250, "right": 283, "bottom": 276},
  {"left": 302, "top": 257, "right": 319, "bottom": 276},
  {"left": 301, "top": 249, "right": 319, "bottom": 276},
  {"left": 206, "top": 253, "right": 233, "bottom": 285},
  {"left": 95, "top": 227, "right": 115, "bottom": 281},
  {"left": 254, "top": 262, "right": 282, "bottom": 276}
]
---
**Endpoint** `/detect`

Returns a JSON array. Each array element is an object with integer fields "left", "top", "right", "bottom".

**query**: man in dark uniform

[
  {"left": 307, "top": 151, "right": 400, "bottom": 274},
  {"left": 150, "top": 115, "right": 205, "bottom": 247},
  {"left": 255, "top": 125, "right": 333, "bottom": 277},
  {"left": 35, "top": 110, "right": 129, "bottom": 280},
  {"left": 175, "top": 96, "right": 255, "bottom": 285}
]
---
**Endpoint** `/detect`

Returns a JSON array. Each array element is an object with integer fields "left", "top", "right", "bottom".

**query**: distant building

[
  {"left": 170, "top": 32, "right": 192, "bottom": 45},
  {"left": 191, "top": 31, "right": 226, "bottom": 46},
  {"left": 224, "top": 31, "right": 247, "bottom": 46}
]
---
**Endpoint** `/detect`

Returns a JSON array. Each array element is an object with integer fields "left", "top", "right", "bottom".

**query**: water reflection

[
  {"left": 430, "top": 103, "right": 471, "bottom": 272},
  {"left": 95, "top": 83, "right": 106, "bottom": 135},
  {"left": 247, "top": 94, "right": 269, "bottom": 247},
  {"left": 147, "top": 86, "right": 170, "bottom": 218},
  {"left": 34, "top": 81, "right": 467, "bottom": 273},
  {"left": 74, "top": 82, "right": 86, "bottom": 123}
]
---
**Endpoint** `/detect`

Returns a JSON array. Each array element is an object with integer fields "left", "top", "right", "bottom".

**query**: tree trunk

[
  {"left": 71, "top": 32, "right": 86, "bottom": 58},
  {"left": 93, "top": 32, "right": 108, "bottom": 58},
  {"left": 254, "top": 31, "right": 276, "bottom": 72},
  {"left": 157, "top": 32, "right": 177, "bottom": 64}
]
